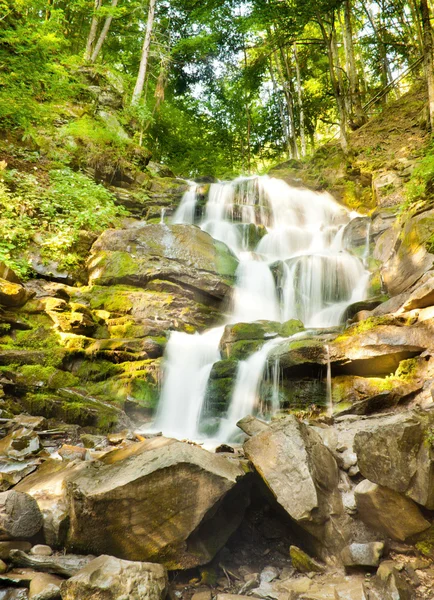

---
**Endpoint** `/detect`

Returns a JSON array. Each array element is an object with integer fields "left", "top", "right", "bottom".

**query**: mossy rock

[
  {"left": 209, "top": 359, "right": 238, "bottom": 379},
  {"left": 15, "top": 365, "right": 79, "bottom": 390},
  {"left": 20, "top": 392, "right": 130, "bottom": 432},
  {"left": 279, "top": 319, "right": 305, "bottom": 337},
  {"left": 290, "top": 545, "right": 325, "bottom": 573}
]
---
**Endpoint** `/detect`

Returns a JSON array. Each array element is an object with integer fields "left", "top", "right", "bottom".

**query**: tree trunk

[
  {"left": 317, "top": 15, "right": 349, "bottom": 153},
  {"left": 364, "top": 6, "right": 395, "bottom": 100},
  {"left": 131, "top": 0, "right": 157, "bottom": 105},
  {"left": 409, "top": 0, "right": 424, "bottom": 52},
  {"left": 293, "top": 43, "right": 307, "bottom": 157},
  {"left": 278, "top": 47, "right": 299, "bottom": 159},
  {"left": 269, "top": 59, "right": 291, "bottom": 157},
  {"left": 90, "top": 0, "right": 119, "bottom": 63},
  {"left": 343, "top": 0, "right": 366, "bottom": 128},
  {"left": 84, "top": 0, "right": 102, "bottom": 61},
  {"left": 420, "top": 0, "right": 434, "bottom": 131}
]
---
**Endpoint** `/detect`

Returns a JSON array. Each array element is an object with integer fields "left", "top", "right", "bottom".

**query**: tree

[
  {"left": 131, "top": 0, "right": 157, "bottom": 105},
  {"left": 420, "top": 0, "right": 434, "bottom": 131}
]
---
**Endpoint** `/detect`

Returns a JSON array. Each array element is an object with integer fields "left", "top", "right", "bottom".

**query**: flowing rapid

[{"left": 150, "top": 176, "right": 370, "bottom": 442}]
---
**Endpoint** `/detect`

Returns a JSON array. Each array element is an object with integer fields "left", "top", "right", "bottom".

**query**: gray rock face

[
  {"left": 87, "top": 223, "right": 238, "bottom": 302},
  {"left": 341, "top": 542, "right": 384, "bottom": 567},
  {"left": 353, "top": 411, "right": 434, "bottom": 508},
  {"left": 354, "top": 479, "right": 430, "bottom": 541},
  {"left": 65, "top": 438, "right": 249, "bottom": 569},
  {"left": 244, "top": 416, "right": 350, "bottom": 557},
  {"left": 0, "top": 491, "right": 43, "bottom": 540},
  {"left": 60, "top": 555, "right": 168, "bottom": 600}
]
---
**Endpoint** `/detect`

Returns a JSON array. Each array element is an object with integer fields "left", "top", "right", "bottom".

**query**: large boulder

[
  {"left": 60, "top": 555, "right": 168, "bottom": 600},
  {"left": 65, "top": 438, "right": 249, "bottom": 569},
  {"left": 0, "top": 278, "right": 31, "bottom": 308},
  {"left": 353, "top": 410, "right": 434, "bottom": 509},
  {"left": 244, "top": 416, "right": 350, "bottom": 558},
  {"left": 354, "top": 479, "right": 430, "bottom": 541},
  {"left": 379, "top": 208, "right": 434, "bottom": 296},
  {"left": 87, "top": 223, "right": 238, "bottom": 302}
]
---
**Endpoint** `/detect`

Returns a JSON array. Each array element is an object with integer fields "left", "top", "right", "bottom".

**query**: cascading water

[{"left": 151, "top": 176, "right": 370, "bottom": 442}]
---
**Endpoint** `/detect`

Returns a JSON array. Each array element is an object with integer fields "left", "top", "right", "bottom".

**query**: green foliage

[{"left": 0, "top": 167, "right": 127, "bottom": 276}]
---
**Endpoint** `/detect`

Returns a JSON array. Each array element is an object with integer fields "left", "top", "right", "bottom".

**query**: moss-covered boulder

[
  {"left": 219, "top": 319, "right": 304, "bottom": 359},
  {"left": 202, "top": 359, "right": 237, "bottom": 420},
  {"left": 87, "top": 224, "right": 238, "bottom": 303},
  {"left": 0, "top": 278, "right": 32, "bottom": 308}
]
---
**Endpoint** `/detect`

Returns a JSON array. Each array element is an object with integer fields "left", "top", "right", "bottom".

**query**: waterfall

[{"left": 148, "top": 175, "right": 369, "bottom": 442}]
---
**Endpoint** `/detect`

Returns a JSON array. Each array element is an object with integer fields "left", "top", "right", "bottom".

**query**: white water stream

[{"left": 150, "top": 176, "right": 370, "bottom": 442}]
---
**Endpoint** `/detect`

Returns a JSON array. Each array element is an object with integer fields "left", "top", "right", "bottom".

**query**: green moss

[
  {"left": 279, "top": 319, "right": 305, "bottom": 337},
  {"left": 209, "top": 359, "right": 238, "bottom": 379},
  {"left": 229, "top": 339, "right": 263, "bottom": 360},
  {"left": 73, "top": 360, "right": 122, "bottom": 383},
  {"left": 414, "top": 525, "right": 434, "bottom": 559},
  {"left": 334, "top": 315, "right": 397, "bottom": 343},
  {"left": 18, "top": 365, "right": 79, "bottom": 389},
  {"left": 395, "top": 357, "right": 419, "bottom": 382}
]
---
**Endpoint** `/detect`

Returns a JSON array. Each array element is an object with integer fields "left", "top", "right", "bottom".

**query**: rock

[
  {"left": 80, "top": 434, "right": 107, "bottom": 449},
  {"left": 0, "top": 541, "right": 32, "bottom": 559},
  {"left": 0, "top": 262, "right": 21, "bottom": 284},
  {"left": 353, "top": 410, "right": 434, "bottom": 508},
  {"left": 0, "top": 491, "right": 43, "bottom": 540},
  {"left": 289, "top": 546, "right": 325, "bottom": 573},
  {"left": 12, "top": 415, "right": 46, "bottom": 430},
  {"left": 0, "top": 588, "right": 29, "bottom": 599},
  {"left": 29, "top": 573, "right": 63, "bottom": 600},
  {"left": 65, "top": 438, "right": 249, "bottom": 569},
  {"left": 341, "top": 542, "right": 384, "bottom": 568},
  {"left": 58, "top": 445, "right": 88, "bottom": 461},
  {"left": 0, "top": 278, "right": 32, "bottom": 308},
  {"left": 0, "top": 428, "right": 41, "bottom": 459},
  {"left": 236, "top": 415, "right": 270, "bottom": 437},
  {"left": 381, "top": 208, "right": 434, "bottom": 296},
  {"left": 354, "top": 479, "right": 430, "bottom": 541},
  {"left": 259, "top": 565, "right": 279, "bottom": 583},
  {"left": 9, "top": 550, "right": 94, "bottom": 577},
  {"left": 0, "top": 458, "right": 39, "bottom": 491},
  {"left": 15, "top": 459, "right": 87, "bottom": 547},
  {"left": 30, "top": 545, "right": 53, "bottom": 557},
  {"left": 402, "top": 277, "right": 434, "bottom": 310},
  {"left": 60, "top": 555, "right": 168, "bottom": 600},
  {"left": 244, "top": 416, "right": 349, "bottom": 557},
  {"left": 191, "top": 593, "right": 212, "bottom": 600},
  {"left": 366, "top": 560, "right": 413, "bottom": 599},
  {"left": 372, "top": 171, "right": 403, "bottom": 207},
  {"left": 0, "top": 559, "right": 6, "bottom": 573},
  {"left": 87, "top": 224, "right": 238, "bottom": 302}
]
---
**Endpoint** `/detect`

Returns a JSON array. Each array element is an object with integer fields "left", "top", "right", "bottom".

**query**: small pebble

[{"left": 30, "top": 544, "right": 53, "bottom": 556}]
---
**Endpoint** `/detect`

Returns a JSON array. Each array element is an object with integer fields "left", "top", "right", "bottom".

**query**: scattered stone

[
  {"left": 58, "top": 445, "right": 88, "bottom": 461},
  {"left": 60, "top": 555, "right": 168, "bottom": 600},
  {"left": 15, "top": 458, "right": 86, "bottom": 547},
  {"left": 366, "top": 560, "right": 413, "bottom": 599},
  {"left": 65, "top": 439, "right": 249, "bottom": 569},
  {"left": 215, "top": 444, "right": 234, "bottom": 453},
  {"left": 0, "top": 262, "right": 21, "bottom": 284},
  {"left": 0, "top": 559, "right": 7, "bottom": 573},
  {"left": 354, "top": 479, "right": 430, "bottom": 541},
  {"left": 259, "top": 565, "right": 279, "bottom": 583},
  {"left": 12, "top": 415, "right": 46, "bottom": 430},
  {"left": 30, "top": 545, "right": 53, "bottom": 557},
  {"left": 0, "top": 278, "right": 32, "bottom": 308},
  {"left": 0, "top": 428, "right": 41, "bottom": 459},
  {"left": 0, "top": 588, "right": 29, "bottom": 600},
  {"left": 80, "top": 434, "right": 107, "bottom": 449},
  {"left": 0, "top": 491, "right": 43, "bottom": 540},
  {"left": 0, "top": 459, "right": 39, "bottom": 491},
  {"left": 341, "top": 542, "right": 384, "bottom": 568},
  {"left": 29, "top": 573, "right": 63, "bottom": 600},
  {"left": 107, "top": 430, "right": 134, "bottom": 445},
  {"left": 0, "top": 568, "right": 39, "bottom": 586},
  {"left": 0, "top": 541, "right": 32, "bottom": 559},
  {"left": 9, "top": 550, "right": 95, "bottom": 578},
  {"left": 237, "top": 415, "right": 270, "bottom": 437},
  {"left": 289, "top": 546, "right": 325, "bottom": 573},
  {"left": 191, "top": 592, "right": 212, "bottom": 600}
]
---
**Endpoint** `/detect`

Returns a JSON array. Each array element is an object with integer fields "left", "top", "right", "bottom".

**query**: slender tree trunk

[
  {"left": 409, "top": 0, "right": 424, "bottom": 52},
  {"left": 131, "top": 0, "right": 157, "bottom": 105},
  {"left": 331, "top": 26, "right": 351, "bottom": 119},
  {"left": 278, "top": 47, "right": 299, "bottom": 158},
  {"left": 421, "top": 0, "right": 434, "bottom": 131},
  {"left": 243, "top": 44, "right": 252, "bottom": 174},
  {"left": 46, "top": 0, "right": 53, "bottom": 20},
  {"left": 85, "top": 0, "right": 102, "bottom": 61},
  {"left": 90, "top": 0, "right": 118, "bottom": 63},
  {"left": 364, "top": 6, "right": 395, "bottom": 100},
  {"left": 269, "top": 60, "right": 291, "bottom": 157},
  {"left": 293, "top": 43, "right": 306, "bottom": 156},
  {"left": 317, "top": 15, "right": 349, "bottom": 153},
  {"left": 343, "top": 0, "right": 366, "bottom": 127}
]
